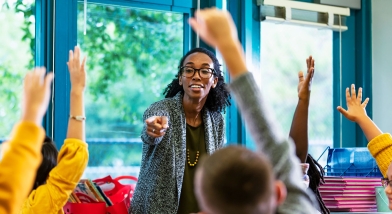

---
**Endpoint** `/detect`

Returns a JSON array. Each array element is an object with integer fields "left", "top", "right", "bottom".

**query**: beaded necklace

[{"left": 186, "top": 124, "right": 201, "bottom": 167}]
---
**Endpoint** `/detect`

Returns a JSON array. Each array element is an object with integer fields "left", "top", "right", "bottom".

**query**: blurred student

[
  {"left": 20, "top": 46, "right": 89, "bottom": 214},
  {"left": 189, "top": 8, "right": 317, "bottom": 214},
  {"left": 288, "top": 56, "right": 329, "bottom": 214},
  {"left": 0, "top": 68, "right": 53, "bottom": 214}
]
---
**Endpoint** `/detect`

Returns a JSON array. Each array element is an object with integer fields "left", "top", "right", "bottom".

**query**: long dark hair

[
  {"left": 33, "top": 136, "right": 58, "bottom": 190},
  {"left": 307, "top": 154, "right": 330, "bottom": 214},
  {"left": 163, "top": 47, "right": 230, "bottom": 113}
]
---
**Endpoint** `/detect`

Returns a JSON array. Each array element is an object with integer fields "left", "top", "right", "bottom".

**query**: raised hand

[
  {"left": 297, "top": 56, "right": 315, "bottom": 102},
  {"left": 337, "top": 84, "right": 370, "bottom": 122},
  {"left": 22, "top": 67, "right": 54, "bottom": 125},
  {"left": 67, "top": 46, "right": 87, "bottom": 91},
  {"left": 188, "top": 8, "right": 238, "bottom": 49},
  {"left": 189, "top": 8, "right": 246, "bottom": 79},
  {"left": 145, "top": 116, "right": 169, "bottom": 138}
]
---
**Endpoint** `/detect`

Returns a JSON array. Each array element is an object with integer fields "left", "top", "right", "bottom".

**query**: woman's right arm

[{"left": 141, "top": 104, "right": 170, "bottom": 145}]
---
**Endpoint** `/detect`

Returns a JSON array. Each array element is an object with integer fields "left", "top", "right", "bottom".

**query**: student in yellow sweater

[
  {"left": 20, "top": 46, "right": 89, "bottom": 214},
  {"left": 0, "top": 68, "right": 54, "bottom": 214},
  {"left": 337, "top": 84, "right": 392, "bottom": 209}
]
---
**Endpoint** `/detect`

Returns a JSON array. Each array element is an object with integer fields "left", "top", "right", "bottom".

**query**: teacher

[{"left": 131, "top": 47, "right": 230, "bottom": 214}]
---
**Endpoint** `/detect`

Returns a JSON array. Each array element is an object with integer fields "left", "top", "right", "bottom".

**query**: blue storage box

[{"left": 324, "top": 147, "right": 382, "bottom": 177}]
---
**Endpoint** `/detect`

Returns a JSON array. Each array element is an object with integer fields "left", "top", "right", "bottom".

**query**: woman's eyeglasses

[{"left": 180, "top": 66, "right": 215, "bottom": 79}]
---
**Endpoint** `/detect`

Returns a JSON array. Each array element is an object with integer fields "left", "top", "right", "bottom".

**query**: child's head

[
  {"left": 194, "top": 146, "right": 287, "bottom": 214},
  {"left": 33, "top": 136, "right": 58, "bottom": 190}
]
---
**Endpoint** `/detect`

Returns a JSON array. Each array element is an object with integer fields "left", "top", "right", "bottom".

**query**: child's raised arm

[
  {"left": 67, "top": 46, "right": 87, "bottom": 141},
  {"left": 20, "top": 47, "right": 89, "bottom": 214},
  {"left": 190, "top": 8, "right": 316, "bottom": 214},
  {"left": 0, "top": 68, "right": 53, "bottom": 214},
  {"left": 337, "top": 84, "right": 381, "bottom": 141},
  {"left": 289, "top": 56, "right": 314, "bottom": 163}
]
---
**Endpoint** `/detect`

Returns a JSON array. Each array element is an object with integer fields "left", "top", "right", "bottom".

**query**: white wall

[{"left": 372, "top": 0, "right": 392, "bottom": 134}]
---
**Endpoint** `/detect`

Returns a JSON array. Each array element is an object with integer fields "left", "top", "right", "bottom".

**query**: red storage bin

[{"left": 63, "top": 175, "right": 138, "bottom": 214}]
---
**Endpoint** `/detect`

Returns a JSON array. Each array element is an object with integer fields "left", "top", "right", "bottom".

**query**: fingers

[
  {"left": 44, "top": 72, "right": 54, "bottom": 89},
  {"left": 350, "top": 84, "right": 356, "bottom": 100},
  {"left": 160, "top": 116, "right": 169, "bottom": 129},
  {"left": 357, "top": 87, "right": 363, "bottom": 102},
  {"left": 68, "top": 46, "right": 83, "bottom": 69},
  {"left": 188, "top": 17, "right": 200, "bottom": 33},
  {"left": 306, "top": 56, "right": 314, "bottom": 73},
  {"left": 337, "top": 106, "right": 349, "bottom": 118},
  {"left": 298, "top": 71, "right": 304, "bottom": 83},
  {"left": 81, "top": 56, "right": 87, "bottom": 71},
  {"left": 361, "top": 97, "right": 370, "bottom": 108},
  {"left": 145, "top": 116, "right": 158, "bottom": 124},
  {"left": 345, "top": 87, "right": 350, "bottom": 103},
  {"left": 304, "top": 68, "right": 314, "bottom": 84},
  {"left": 145, "top": 116, "right": 169, "bottom": 137}
]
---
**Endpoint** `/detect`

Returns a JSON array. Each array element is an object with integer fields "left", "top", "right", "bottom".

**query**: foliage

[
  {"left": 259, "top": 22, "right": 333, "bottom": 161},
  {"left": 0, "top": 0, "right": 34, "bottom": 139},
  {"left": 77, "top": 3, "right": 183, "bottom": 167}
]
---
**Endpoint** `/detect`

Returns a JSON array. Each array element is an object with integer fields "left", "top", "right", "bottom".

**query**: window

[
  {"left": 257, "top": 22, "right": 333, "bottom": 166},
  {"left": 0, "top": 0, "right": 35, "bottom": 140},
  {"left": 77, "top": 3, "right": 184, "bottom": 178}
]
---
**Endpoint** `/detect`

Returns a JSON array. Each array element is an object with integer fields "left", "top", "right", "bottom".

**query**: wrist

[
  {"left": 21, "top": 111, "right": 42, "bottom": 126},
  {"left": 217, "top": 40, "right": 248, "bottom": 79},
  {"left": 356, "top": 115, "right": 371, "bottom": 125},
  {"left": 71, "top": 87, "right": 85, "bottom": 94},
  {"left": 70, "top": 88, "right": 84, "bottom": 96},
  {"left": 298, "top": 98, "right": 310, "bottom": 105},
  {"left": 216, "top": 39, "right": 241, "bottom": 54}
]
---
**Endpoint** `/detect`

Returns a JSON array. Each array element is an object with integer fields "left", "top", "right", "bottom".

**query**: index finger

[
  {"left": 145, "top": 116, "right": 158, "bottom": 124},
  {"left": 161, "top": 116, "right": 169, "bottom": 129}
]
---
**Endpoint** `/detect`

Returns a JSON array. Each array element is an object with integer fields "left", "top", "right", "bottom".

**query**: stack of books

[
  {"left": 68, "top": 179, "right": 113, "bottom": 206},
  {"left": 319, "top": 177, "right": 382, "bottom": 212}
]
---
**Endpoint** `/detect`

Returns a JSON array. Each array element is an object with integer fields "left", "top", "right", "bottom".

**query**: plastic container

[
  {"left": 375, "top": 186, "right": 391, "bottom": 212},
  {"left": 323, "top": 147, "right": 382, "bottom": 177}
]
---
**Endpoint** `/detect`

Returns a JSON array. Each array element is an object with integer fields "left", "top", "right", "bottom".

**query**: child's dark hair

[
  {"left": 163, "top": 47, "right": 230, "bottom": 113},
  {"left": 306, "top": 154, "right": 330, "bottom": 214},
  {"left": 33, "top": 136, "right": 58, "bottom": 190}
]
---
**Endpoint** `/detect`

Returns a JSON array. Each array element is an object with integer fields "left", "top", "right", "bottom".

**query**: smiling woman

[{"left": 131, "top": 47, "right": 231, "bottom": 214}]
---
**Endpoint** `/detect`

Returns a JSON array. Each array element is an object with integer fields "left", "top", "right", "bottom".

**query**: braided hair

[
  {"left": 163, "top": 47, "right": 230, "bottom": 113},
  {"left": 307, "top": 154, "right": 330, "bottom": 214}
]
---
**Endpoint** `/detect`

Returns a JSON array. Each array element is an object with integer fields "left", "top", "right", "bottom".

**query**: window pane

[
  {"left": 258, "top": 22, "right": 333, "bottom": 166},
  {"left": 0, "top": 0, "right": 35, "bottom": 140},
  {"left": 77, "top": 3, "right": 183, "bottom": 179}
]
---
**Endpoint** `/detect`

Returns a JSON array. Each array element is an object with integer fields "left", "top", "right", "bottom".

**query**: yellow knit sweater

[
  {"left": 0, "top": 122, "right": 45, "bottom": 214},
  {"left": 367, "top": 133, "right": 392, "bottom": 177},
  {"left": 20, "top": 139, "right": 88, "bottom": 214}
]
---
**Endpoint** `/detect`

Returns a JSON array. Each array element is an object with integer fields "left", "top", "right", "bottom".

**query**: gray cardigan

[
  {"left": 130, "top": 92, "right": 225, "bottom": 214},
  {"left": 229, "top": 72, "right": 317, "bottom": 214}
]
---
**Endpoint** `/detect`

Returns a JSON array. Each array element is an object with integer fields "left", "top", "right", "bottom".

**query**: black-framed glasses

[
  {"left": 180, "top": 66, "right": 215, "bottom": 79},
  {"left": 382, "top": 178, "right": 391, "bottom": 188}
]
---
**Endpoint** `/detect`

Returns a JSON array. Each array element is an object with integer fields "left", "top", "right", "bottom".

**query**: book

[
  {"left": 74, "top": 180, "right": 99, "bottom": 202},
  {"left": 94, "top": 182, "right": 113, "bottom": 206}
]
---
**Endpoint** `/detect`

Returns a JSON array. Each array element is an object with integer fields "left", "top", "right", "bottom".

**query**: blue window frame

[
  {"left": 42, "top": 0, "right": 371, "bottom": 150},
  {"left": 225, "top": 0, "right": 372, "bottom": 150},
  {"left": 52, "top": 0, "right": 199, "bottom": 147}
]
